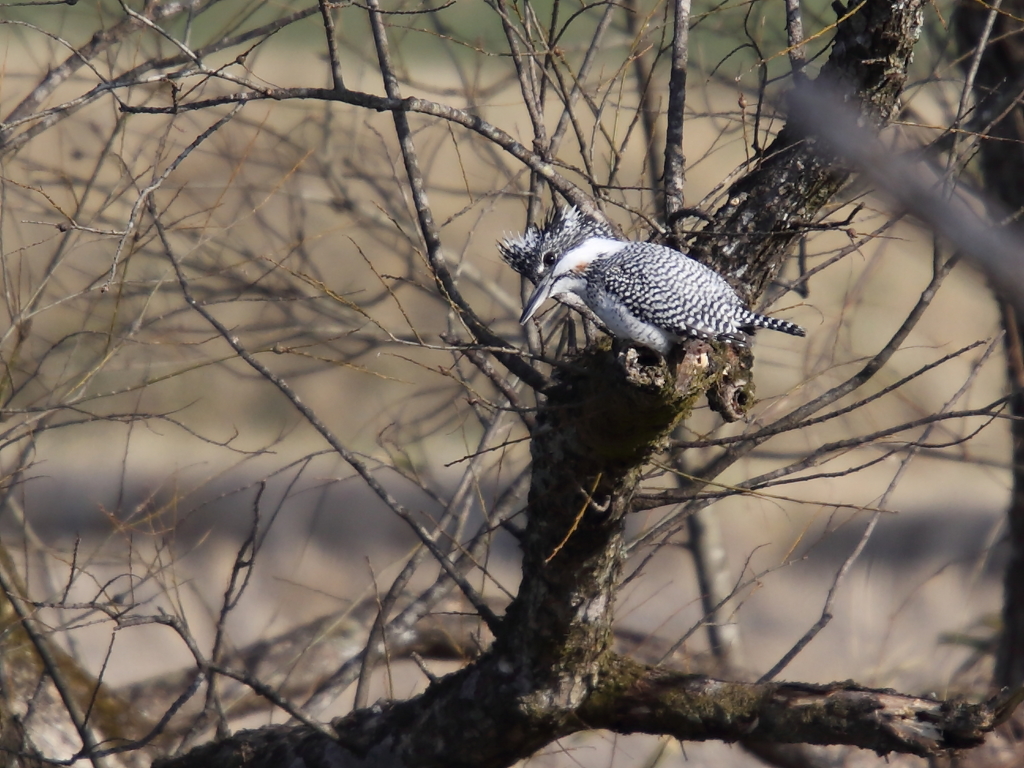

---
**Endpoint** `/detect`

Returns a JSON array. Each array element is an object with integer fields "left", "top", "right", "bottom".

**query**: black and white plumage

[
  {"left": 499, "top": 206, "right": 620, "bottom": 285},
  {"left": 503, "top": 206, "right": 805, "bottom": 355}
]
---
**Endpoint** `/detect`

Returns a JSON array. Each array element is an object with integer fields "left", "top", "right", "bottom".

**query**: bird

[
  {"left": 501, "top": 206, "right": 805, "bottom": 356},
  {"left": 499, "top": 206, "right": 620, "bottom": 332},
  {"left": 499, "top": 205, "right": 620, "bottom": 285}
]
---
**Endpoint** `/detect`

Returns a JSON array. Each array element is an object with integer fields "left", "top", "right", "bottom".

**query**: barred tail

[{"left": 744, "top": 313, "right": 806, "bottom": 338}]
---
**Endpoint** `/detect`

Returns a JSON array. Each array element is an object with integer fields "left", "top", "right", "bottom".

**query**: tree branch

[
  {"left": 690, "top": 0, "right": 925, "bottom": 301},
  {"left": 581, "top": 656, "right": 1002, "bottom": 756},
  {"left": 152, "top": 654, "right": 1010, "bottom": 768},
  {"left": 663, "top": 0, "right": 691, "bottom": 225}
]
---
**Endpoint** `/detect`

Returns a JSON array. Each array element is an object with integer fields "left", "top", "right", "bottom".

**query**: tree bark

[
  {"left": 690, "top": 0, "right": 924, "bottom": 301},
  {"left": 153, "top": 657, "right": 1006, "bottom": 768}
]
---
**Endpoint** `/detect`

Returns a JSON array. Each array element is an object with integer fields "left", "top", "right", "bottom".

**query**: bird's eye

[{"left": 542, "top": 251, "right": 557, "bottom": 267}]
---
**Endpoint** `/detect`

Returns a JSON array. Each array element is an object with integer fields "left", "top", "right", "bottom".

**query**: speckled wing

[{"left": 587, "top": 243, "right": 751, "bottom": 341}]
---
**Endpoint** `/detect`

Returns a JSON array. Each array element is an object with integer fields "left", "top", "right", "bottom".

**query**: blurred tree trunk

[
  {"left": 997, "top": 301, "right": 1024, "bottom": 691},
  {"left": 955, "top": 0, "right": 1024, "bottom": 693},
  {"left": 953, "top": 3, "right": 1024, "bottom": 764}
]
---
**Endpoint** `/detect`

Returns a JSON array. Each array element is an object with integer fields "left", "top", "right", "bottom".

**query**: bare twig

[
  {"left": 152, "top": 202, "right": 503, "bottom": 636},
  {"left": 105, "top": 104, "right": 243, "bottom": 290},
  {"left": 758, "top": 331, "right": 1002, "bottom": 682},
  {"left": 663, "top": 0, "right": 692, "bottom": 226},
  {"left": 0, "top": 560, "right": 106, "bottom": 768},
  {"left": 318, "top": 0, "right": 345, "bottom": 91},
  {"left": 784, "top": 0, "right": 808, "bottom": 83}
]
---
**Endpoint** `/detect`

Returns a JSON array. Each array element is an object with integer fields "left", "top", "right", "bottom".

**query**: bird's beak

[{"left": 520, "top": 273, "right": 556, "bottom": 324}]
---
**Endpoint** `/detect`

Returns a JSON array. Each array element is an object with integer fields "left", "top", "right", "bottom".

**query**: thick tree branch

[
  {"left": 581, "top": 656, "right": 1000, "bottom": 755},
  {"left": 690, "top": 0, "right": 925, "bottom": 302},
  {"left": 153, "top": 654, "right": 1009, "bottom": 768}
]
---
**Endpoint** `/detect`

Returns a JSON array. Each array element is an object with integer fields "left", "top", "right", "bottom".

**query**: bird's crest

[{"left": 499, "top": 206, "right": 618, "bottom": 284}]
